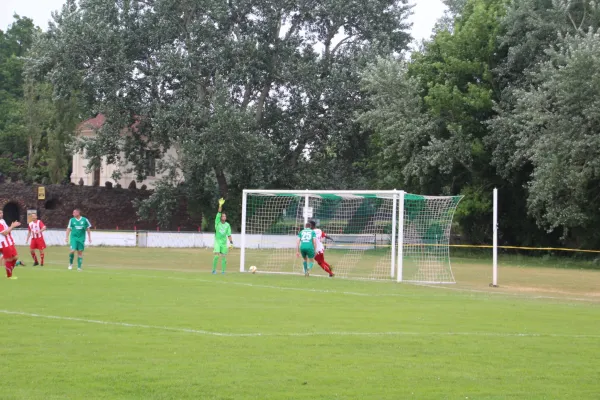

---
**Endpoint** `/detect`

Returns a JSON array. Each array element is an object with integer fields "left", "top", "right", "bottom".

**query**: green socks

[
  {"left": 308, "top": 262, "right": 314, "bottom": 271},
  {"left": 212, "top": 256, "right": 226, "bottom": 273},
  {"left": 303, "top": 261, "right": 307, "bottom": 273},
  {"left": 70, "top": 253, "right": 83, "bottom": 269}
]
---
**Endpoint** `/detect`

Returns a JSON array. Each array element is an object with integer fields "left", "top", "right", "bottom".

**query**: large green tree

[
  {"left": 360, "top": 0, "right": 506, "bottom": 243},
  {"left": 0, "top": 14, "right": 78, "bottom": 184},
  {"left": 361, "top": 0, "right": 600, "bottom": 248},
  {"left": 0, "top": 15, "right": 36, "bottom": 165},
  {"left": 33, "top": 0, "right": 412, "bottom": 227},
  {"left": 490, "top": 30, "right": 600, "bottom": 247},
  {"left": 488, "top": 0, "right": 600, "bottom": 246},
  {"left": 490, "top": 0, "right": 600, "bottom": 177}
]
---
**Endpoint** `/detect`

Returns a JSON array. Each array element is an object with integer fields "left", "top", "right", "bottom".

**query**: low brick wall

[{"left": 0, "top": 183, "right": 198, "bottom": 230}]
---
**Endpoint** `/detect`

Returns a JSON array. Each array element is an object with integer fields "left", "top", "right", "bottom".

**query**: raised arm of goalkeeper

[
  {"left": 216, "top": 198, "right": 224, "bottom": 222},
  {"left": 216, "top": 198, "right": 233, "bottom": 247}
]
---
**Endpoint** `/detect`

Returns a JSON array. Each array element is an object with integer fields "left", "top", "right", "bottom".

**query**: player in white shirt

[
  {"left": 309, "top": 221, "right": 334, "bottom": 277},
  {"left": 26, "top": 213, "right": 47, "bottom": 266}
]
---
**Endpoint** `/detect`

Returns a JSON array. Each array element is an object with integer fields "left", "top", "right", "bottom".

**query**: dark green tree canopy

[
  {"left": 359, "top": 0, "right": 600, "bottom": 248},
  {"left": 32, "top": 0, "right": 412, "bottom": 226}
]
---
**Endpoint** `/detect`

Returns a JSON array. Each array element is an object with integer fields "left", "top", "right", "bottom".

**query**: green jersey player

[
  {"left": 66, "top": 208, "right": 92, "bottom": 271},
  {"left": 213, "top": 198, "right": 233, "bottom": 274},
  {"left": 296, "top": 223, "right": 317, "bottom": 277}
]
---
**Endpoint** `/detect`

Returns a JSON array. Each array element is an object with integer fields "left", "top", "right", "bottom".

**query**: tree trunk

[
  {"left": 241, "top": 85, "right": 252, "bottom": 110},
  {"left": 215, "top": 168, "right": 228, "bottom": 198},
  {"left": 28, "top": 136, "right": 34, "bottom": 169},
  {"left": 256, "top": 81, "right": 271, "bottom": 123},
  {"left": 255, "top": 13, "right": 281, "bottom": 124}
]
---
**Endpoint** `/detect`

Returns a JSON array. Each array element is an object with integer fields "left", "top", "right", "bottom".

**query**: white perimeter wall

[
  {"left": 10, "top": 229, "right": 387, "bottom": 249},
  {"left": 10, "top": 229, "right": 298, "bottom": 249}
]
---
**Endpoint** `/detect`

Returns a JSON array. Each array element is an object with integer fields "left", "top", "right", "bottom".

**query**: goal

[{"left": 240, "top": 190, "right": 463, "bottom": 283}]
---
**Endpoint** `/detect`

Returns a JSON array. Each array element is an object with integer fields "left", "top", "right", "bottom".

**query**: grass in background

[
  {"left": 451, "top": 246, "right": 600, "bottom": 270},
  {"left": 0, "top": 246, "right": 599, "bottom": 399}
]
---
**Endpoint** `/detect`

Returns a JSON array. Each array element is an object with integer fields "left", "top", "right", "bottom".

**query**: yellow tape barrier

[
  {"left": 327, "top": 243, "right": 600, "bottom": 254},
  {"left": 448, "top": 244, "right": 600, "bottom": 254}
]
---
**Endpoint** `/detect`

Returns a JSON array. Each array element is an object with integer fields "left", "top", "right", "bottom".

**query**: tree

[
  {"left": 0, "top": 15, "right": 37, "bottom": 181},
  {"left": 364, "top": 0, "right": 600, "bottom": 247},
  {"left": 0, "top": 14, "right": 77, "bottom": 184},
  {"left": 359, "top": 0, "right": 506, "bottom": 243},
  {"left": 436, "top": 0, "right": 469, "bottom": 31},
  {"left": 33, "top": 0, "right": 413, "bottom": 227},
  {"left": 357, "top": 58, "right": 436, "bottom": 191},
  {"left": 490, "top": 30, "right": 600, "bottom": 246},
  {"left": 485, "top": 0, "right": 600, "bottom": 246},
  {"left": 489, "top": 0, "right": 600, "bottom": 178}
]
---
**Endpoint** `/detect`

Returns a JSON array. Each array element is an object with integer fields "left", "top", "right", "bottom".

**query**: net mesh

[
  {"left": 402, "top": 194, "right": 462, "bottom": 283},
  {"left": 243, "top": 192, "right": 462, "bottom": 282}
]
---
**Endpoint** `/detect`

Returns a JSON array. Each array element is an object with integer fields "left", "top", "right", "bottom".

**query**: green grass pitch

[{"left": 1, "top": 246, "right": 599, "bottom": 399}]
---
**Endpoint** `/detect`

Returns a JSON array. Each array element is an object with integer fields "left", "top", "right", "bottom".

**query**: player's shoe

[
  {"left": 212, "top": 270, "right": 216, "bottom": 274},
  {"left": 33, "top": 261, "right": 39, "bottom": 266},
  {"left": 221, "top": 271, "right": 225, "bottom": 275},
  {"left": 77, "top": 268, "right": 82, "bottom": 272},
  {"left": 16, "top": 261, "right": 25, "bottom": 267},
  {"left": 68, "top": 265, "right": 73, "bottom": 270},
  {"left": 7, "top": 277, "right": 18, "bottom": 280}
]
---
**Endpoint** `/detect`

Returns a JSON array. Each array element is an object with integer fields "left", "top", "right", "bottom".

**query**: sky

[{"left": 1, "top": 0, "right": 447, "bottom": 44}]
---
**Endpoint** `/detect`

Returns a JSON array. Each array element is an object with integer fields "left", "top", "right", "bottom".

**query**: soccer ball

[{"left": 249, "top": 266, "right": 257, "bottom": 274}]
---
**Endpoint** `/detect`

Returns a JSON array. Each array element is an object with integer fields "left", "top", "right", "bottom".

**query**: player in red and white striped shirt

[
  {"left": 309, "top": 220, "right": 335, "bottom": 277},
  {"left": 26, "top": 213, "right": 47, "bottom": 266},
  {"left": 0, "top": 210, "right": 22, "bottom": 279}
]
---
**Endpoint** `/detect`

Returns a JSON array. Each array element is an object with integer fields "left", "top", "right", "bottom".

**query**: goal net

[{"left": 240, "top": 190, "right": 462, "bottom": 283}]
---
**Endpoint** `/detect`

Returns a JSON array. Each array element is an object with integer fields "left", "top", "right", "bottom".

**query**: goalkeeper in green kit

[{"left": 213, "top": 198, "right": 233, "bottom": 274}]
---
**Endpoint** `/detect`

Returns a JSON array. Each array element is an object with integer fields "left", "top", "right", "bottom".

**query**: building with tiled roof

[{"left": 71, "top": 114, "right": 179, "bottom": 189}]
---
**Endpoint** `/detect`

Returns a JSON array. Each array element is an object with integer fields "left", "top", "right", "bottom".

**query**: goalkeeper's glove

[
  {"left": 228, "top": 241, "right": 234, "bottom": 249},
  {"left": 218, "top": 198, "right": 226, "bottom": 207}
]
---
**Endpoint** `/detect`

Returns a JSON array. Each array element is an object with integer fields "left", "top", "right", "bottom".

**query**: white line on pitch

[{"left": 2, "top": 310, "right": 599, "bottom": 339}]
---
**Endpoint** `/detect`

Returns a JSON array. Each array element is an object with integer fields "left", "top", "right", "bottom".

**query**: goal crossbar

[{"left": 244, "top": 189, "right": 453, "bottom": 200}]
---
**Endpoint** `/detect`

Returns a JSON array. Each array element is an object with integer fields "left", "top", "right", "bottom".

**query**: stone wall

[{"left": 0, "top": 183, "right": 199, "bottom": 231}]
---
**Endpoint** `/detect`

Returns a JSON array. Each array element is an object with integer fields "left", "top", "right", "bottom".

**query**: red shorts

[
  {"left": 30, "top": 238, "right": 46, "bottom": 250},
  {"left": 1, "top": 245, "right": 18, "bottom": 259}
]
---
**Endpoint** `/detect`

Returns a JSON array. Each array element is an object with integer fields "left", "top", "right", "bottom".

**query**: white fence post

[{"left": 491, "top": 188, "right": 499, "bottom": 287}]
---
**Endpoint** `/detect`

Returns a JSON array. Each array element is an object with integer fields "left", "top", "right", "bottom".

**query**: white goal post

[{"left": 240, "top": 189, "right": 463, "bottom": 283}]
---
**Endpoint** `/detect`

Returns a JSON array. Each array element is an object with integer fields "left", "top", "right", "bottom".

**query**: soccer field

[{"left": 1, "top": 247, "right": 599, "bottom": 399}]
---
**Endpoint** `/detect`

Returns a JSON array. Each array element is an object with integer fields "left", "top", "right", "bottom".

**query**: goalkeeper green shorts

[
  {"left": 300, "top": 248, "right": 315, "bottom": 259},
  {"left": 214, "top": 243, "right": 229, "bottom": 255}
]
